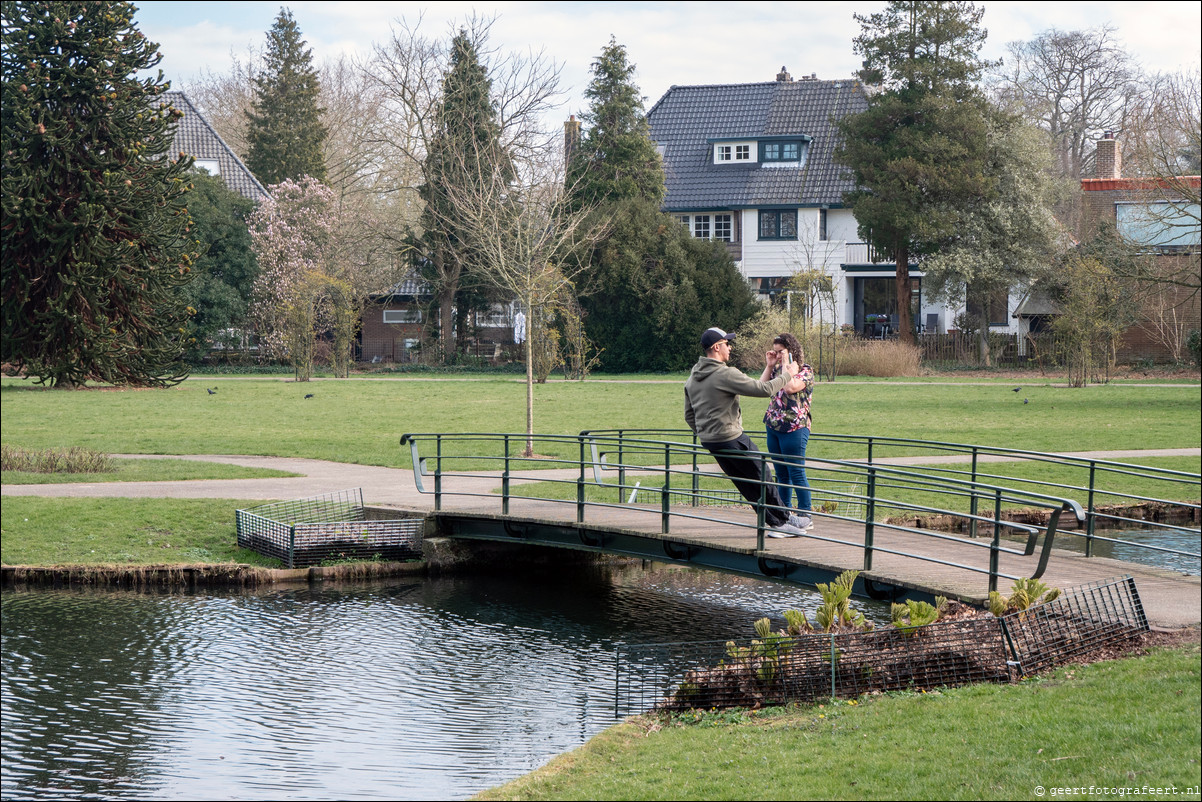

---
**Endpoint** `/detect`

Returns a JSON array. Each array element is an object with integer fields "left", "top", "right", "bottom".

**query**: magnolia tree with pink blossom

[{"left": 248, "top": 176, "right": 352, "bottom": 380}]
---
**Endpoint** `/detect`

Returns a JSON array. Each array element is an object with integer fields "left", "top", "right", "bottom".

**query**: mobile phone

[{"left": 783, "top": 352, "right": 792, "bottom": 366}]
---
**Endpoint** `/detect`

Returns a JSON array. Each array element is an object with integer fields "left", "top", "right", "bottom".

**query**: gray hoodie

[{"left": 684, "top": 357, "right": 790, "bottom": 444}]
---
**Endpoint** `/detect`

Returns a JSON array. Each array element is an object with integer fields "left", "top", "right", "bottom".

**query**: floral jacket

[{"left": 763, "top": 364, "right": 814, "bottom": 433}]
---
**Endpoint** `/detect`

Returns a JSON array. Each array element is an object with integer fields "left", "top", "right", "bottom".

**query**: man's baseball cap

[{"left": 701, "top": 327, "right": 736, "bottom": 350}]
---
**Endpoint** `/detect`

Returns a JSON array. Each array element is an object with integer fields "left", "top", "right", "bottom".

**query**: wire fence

[
  {"left": 614, "top": 576, "right": 1147, "bottom": 715},
  {"left": 236, "top": 488, "right": 423, "bottom": 568}
]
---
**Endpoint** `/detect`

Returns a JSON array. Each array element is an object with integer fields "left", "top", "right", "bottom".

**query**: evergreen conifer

[
  {"left": 244, "top": 7, "right": 327, "bottom": 185},
  {"left": 1, "top": 0, "right": 199, "bottom": 386}
]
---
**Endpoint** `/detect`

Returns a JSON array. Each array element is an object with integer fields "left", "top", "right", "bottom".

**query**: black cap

[{"left": 701, "top": 327, "right": 736, "bottom": 350}]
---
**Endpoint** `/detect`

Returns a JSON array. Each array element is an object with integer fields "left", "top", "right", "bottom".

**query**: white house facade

[{"left": 647, "top": 68, "right": 992, "bottom": 337}]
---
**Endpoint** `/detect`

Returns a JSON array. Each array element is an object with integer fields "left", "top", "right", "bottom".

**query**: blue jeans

[{"left": 765, "top": 427, "right": 811, "bottom": 511}]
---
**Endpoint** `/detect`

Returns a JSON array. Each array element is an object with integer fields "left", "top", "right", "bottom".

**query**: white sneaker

[
  {"left": 788, "top": 513, "right": 814, "bottom": 531},
  {"left": 770, "top": 522, "right": 805, "bottom": 538}
]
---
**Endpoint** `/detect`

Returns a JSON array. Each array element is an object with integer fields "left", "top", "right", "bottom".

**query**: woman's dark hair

[{"left": 773, "top": 332, "right": 803, "bottom": 362}]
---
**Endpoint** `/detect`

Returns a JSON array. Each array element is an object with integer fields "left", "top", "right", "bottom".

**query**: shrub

[
  {"left": 1, "top": 446, "right": 115, "bottom": 474},
  {"left": 733, "top": 306, "right": 832, "bottom": 372},
  {"left": 1188, "top": 329, "right": 1201, "bottom": 366},
  {"left": 835, "top": 338, "right": 921, "bottom": 377}
]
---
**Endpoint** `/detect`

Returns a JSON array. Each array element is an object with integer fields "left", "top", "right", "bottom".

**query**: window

[
  {"left": 693, "top": 215, "right": 711, "bottom": 239},
  {"left": 758, "top": 209, "right": 797, "bottom": 240},
  {"left": 819, "top": 209, "right": 828, "bottom": 241},
  {"left": 193, "top": 158, "right": 220, "bottom": 175},
  {"left": 759, "top": 139, "right": 805, "bottom": 163},
  {"left": 713, "top": 142, "right": 754, "bottom": 164},
  {"left": 714, "top": 214, "right": 733, "bottom": 242},
  {"left": 383, "top": 309, "right": 422, "bottom": 324},
  {"left": 676, "top": 215, "right": 690, "bottom": 228}
]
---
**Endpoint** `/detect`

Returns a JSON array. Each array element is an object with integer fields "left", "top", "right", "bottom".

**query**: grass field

[
  {"left": 0, "top": 497, "right": 276, "bottom": 566},
  {"left": 477, "top": 644, "right": 1201, "bottom": 801},
  {"left": 3, "top": 375, "right": 1199, "bottom": 468},
  {"left": 1, "top": 457, "right": 298, "bottom": 484}
]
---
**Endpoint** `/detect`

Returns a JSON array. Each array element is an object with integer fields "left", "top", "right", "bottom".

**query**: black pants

[{"left": 702, "top": 433, "right": 788, "bottom": 528}]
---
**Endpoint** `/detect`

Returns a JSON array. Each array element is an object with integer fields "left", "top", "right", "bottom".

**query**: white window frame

[
  {"left": 383, "top": 309, "right": 422, "bottom": 324},
  {"left": 693, "top": 215, "right": 711, "bottom": 239},
  {"left": 713, "top": 141, "right": 756, "bottom": 164},
  {"left": 714, "top": 214, "right": 733, "bottom": 242},
  {"left": 193, "top": 158, "right": 220, "bottom": 175}
]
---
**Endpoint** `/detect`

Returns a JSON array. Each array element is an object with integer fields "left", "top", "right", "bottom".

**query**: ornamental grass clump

[
  {"left": 836, "top": 338, "right": 921, "bottom": 377},
  {"left": 1, "top": 445, "right": 115, "bottom": 474}
]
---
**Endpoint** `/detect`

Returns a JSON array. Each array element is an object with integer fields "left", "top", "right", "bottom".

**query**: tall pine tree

[
  {"left": 244, "top": 7, "right": 327, "bottom": 185},
  {"left": 1, "top": 0, "right": 199, "bottom": 387},
  {"left": 417, "top": 29, "right": 509, "bottom": 363},
  {"left": 835, "top": 1, "right": 996, "bottom": 344},
  {"left": 570, "top": 39, "right": 754, "bottom": 370},
  {"left": 567, "top": 37, "right": 664, "bottom": 208}
]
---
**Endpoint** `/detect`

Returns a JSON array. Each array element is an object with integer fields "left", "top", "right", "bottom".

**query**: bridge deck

[{"left": 427, "top": 495, "right": 1199, "bottom": 629}]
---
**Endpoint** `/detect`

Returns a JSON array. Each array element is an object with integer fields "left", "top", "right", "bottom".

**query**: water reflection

[{"left": 1, "top": 562, "right": 888, "bottom": 801}]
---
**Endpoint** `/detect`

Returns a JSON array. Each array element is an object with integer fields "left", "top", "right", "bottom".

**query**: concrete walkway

[{"left": 4, "top": 448, "right": 1197, "bottom": 506}]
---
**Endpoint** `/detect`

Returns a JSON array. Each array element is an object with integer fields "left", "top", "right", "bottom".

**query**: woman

[{"left": 760, "top": 332, "right": 815, "bottom": 531}]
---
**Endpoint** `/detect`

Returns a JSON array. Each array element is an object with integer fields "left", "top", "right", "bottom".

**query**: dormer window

[
  {"left": 760, "top": 139, "right": 806, "bottom": 163},
  {"left": 713, "top": 141, "right": 755, "bottom": 164}
]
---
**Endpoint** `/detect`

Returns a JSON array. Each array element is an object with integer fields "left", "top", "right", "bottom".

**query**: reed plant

[
  {"left": 1, "top": 444, "right": 114, "bottom": 474},
  {"left": 834, "top": 337, "right": 922, "bottom": 377}
]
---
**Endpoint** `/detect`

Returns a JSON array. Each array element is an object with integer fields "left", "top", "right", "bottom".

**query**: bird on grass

[
  {"left": 304, "top": 393, "right": 315, "bottom": 399},
  {"left": 206, "top": 388, "right": 217, "bottom": 395},
  {"left": 1024, "top": 398, "right": 1029, "bottom": 404},
  {"left": 1012, "top": 387, "right": 1021, "bottom": 393}
]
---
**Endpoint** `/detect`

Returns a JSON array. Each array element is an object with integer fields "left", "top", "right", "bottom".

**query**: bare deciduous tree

[
  {"left": 363, "top": 15, "right": 565, "bottom": 362},
  {"left": 438, "top": 138, "right": 607, "bottom": 454},
  {"left": 991, "top": 25, "right": 1140, "bottom": 180}
]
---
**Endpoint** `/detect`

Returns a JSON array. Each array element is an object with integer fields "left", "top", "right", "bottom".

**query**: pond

[{"left": 0, "top": 562, "right": 892, "bottom": 801}]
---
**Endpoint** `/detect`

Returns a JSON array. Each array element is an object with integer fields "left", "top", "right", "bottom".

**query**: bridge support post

[
  {"left": 661, "top": 443, "right": 671, "bottom": 533},
  {"left": 863, "top": 467, "right": 876, "bottom": 570},
  {"left": 969, "top": 448, "right": 980, "bottom": 538},
  {"left": 989, "top": 488, "right": 1002, "bottom": 593},
  {"left": 577, "top": 439, "right": 586, "bottom": 523},
  {"left": 502, "top": 436, "right": 511, "bottom": 516},
  {"left": 1085, "top": 461, "right": 1097, "bottom": 557}
]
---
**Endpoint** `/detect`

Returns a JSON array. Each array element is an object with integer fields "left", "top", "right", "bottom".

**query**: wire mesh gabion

[
  {"left": 236, "top": 488, "right": 423, "bottom": 568},
  {"left": 615, "top": 576, "right": 1148, "bottom": 715}
]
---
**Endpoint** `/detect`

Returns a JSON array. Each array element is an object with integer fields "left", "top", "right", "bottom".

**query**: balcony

[{"left": 844, "top": 242, "right": 892, "bottom": 266}]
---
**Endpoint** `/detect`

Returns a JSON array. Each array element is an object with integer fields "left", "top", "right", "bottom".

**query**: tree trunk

[
  {"left": 895, "top": 244, "right": 915, "bottom": 346},
  {"left": 524, "top": 305, "right": 534, "bottom": 457}
]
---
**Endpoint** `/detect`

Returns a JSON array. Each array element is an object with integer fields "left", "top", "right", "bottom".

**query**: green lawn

[
  {"left": 3, "top": 375, "right": 1199, "bottom": 469},
  {"left": 478, "top": 644, "right": 1202, "bottom": 801},
  {"left": 1, "top": 457, "right": 298, "bottom": 484},
  {"left": 0, "top": 497, "right": 278, "bottom": 566}
]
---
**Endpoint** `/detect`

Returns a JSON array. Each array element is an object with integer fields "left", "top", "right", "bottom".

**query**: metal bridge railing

[
  {"left": 400, "top": 431, "right": 1086, "bottom": 594},
  {"left": 581, "top": 429, "right": 1201, "bottom": 574}
]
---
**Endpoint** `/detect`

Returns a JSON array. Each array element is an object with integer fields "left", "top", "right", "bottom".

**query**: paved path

[
  {"left": 4, "top": 449, "right": 1197, "bottom": 629},
  {"left": 4, "top": 448, "right": 1197, "bottom": 505}
]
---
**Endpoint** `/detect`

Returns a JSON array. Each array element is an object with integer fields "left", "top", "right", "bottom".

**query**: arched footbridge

[{"left": 400, "top": 430, "right": 1200, "bottom": 616}]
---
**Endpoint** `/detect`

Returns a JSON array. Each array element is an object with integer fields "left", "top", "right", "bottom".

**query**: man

[{"left": 684, "top": 327, "right": 807, "bottom": 537}]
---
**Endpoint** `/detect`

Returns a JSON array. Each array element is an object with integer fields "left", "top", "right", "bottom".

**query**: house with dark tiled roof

[
  {"left": 161, "top": 91, "right": 268, "bottom": 202},
  {"left": 647, "top": 68, "right": 954, "bottom": 336}
]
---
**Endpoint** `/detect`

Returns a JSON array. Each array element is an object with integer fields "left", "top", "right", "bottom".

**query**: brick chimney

[
  {"left": 564, "top": 115, "right": 581, "bottom": 167},
  {"left": 776, "top": 65, "right": 793, "bottom": 82},
  {"left": 1095, "top": 131, "right": 1122, "bottom": 179}
]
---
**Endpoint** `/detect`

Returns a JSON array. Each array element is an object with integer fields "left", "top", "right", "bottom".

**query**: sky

[{"left": 132, "top": 0, "right": 1202, "bottom": 122}]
